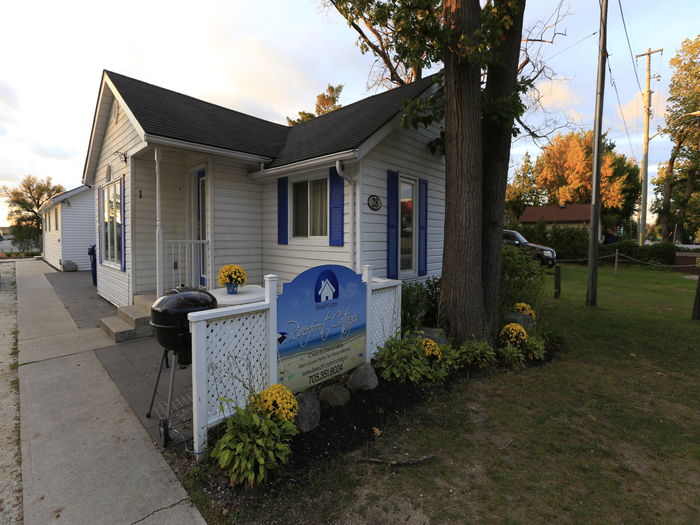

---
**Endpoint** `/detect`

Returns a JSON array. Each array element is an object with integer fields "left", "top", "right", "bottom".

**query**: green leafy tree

[
  {"left": 654, "top": 36, "right": 700, "bottom": 242},
  {"left": 287, "top": 83, "right": 344, "bottom": 126},
  {"left": 330, "top": 0, "right": 527, "bottom": 344},
  {"left": 2, "top": 175, "right": 64, "bottom": 250}
]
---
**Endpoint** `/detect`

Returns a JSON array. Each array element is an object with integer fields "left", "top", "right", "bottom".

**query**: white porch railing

[
  {"left": 162, "top": 239, "right": 209, "bottom": 291},
  {"left": 187, "top": 267, "right": 402, "bottom": 455}
]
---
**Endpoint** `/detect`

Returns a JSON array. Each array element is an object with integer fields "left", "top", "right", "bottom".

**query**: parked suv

[{"left": 503, "top": 229, "right": 556, "bottom": 267}]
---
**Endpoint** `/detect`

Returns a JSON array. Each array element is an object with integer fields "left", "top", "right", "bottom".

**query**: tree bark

[
  {"left": 675, "top": 168, "right": 697, "bottom": 243},
  {"left": 692, "top": 273, "right": 700, "bottom": 321},
  {"left": 480, "top": 0, "right": 527, "bottom": 342},
  {"left": 660, "top": 135, "right": 683, "bottom": 242},
  {"left": 440, "top": 0, "right": 486, "bottom": 344}
]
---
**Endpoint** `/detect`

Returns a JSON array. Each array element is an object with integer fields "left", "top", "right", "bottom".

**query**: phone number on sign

[{"left": 307, "top": 364, "right": 343, "bottom": 385}]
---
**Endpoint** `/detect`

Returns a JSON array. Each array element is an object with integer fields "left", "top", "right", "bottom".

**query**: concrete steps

[{"left": 99, "top": 301, "right": 153, "bottom": 343}]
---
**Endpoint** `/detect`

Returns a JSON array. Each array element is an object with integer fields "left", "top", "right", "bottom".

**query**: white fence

[
  {"left": 187, "top": 266, "right": 401, "bottom": 455},
  {"left": 162, "top": 239, "right": 208, "bottom": 291}
]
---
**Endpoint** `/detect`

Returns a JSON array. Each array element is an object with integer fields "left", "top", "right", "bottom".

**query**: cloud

[
  {"left": 31, "top": 144, "right": 77, "bottom": 160},
  {"left": 536, "top": 79, "right": 582, "bottom": 111}
]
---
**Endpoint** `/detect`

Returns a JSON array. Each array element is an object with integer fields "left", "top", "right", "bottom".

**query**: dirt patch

[{"left": 0, "top": 262, "right": 22, "bottom": 524}]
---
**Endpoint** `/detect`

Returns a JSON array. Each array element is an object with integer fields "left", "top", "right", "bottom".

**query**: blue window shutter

[
  {"left": 97, "top": 186, "right": 103, "bottom": 264},
  {"left": 277, "top": 177, "right": 288, "bottom": 244},
  {"left": 386, "top": 170, "right": 399, "bottom": 279},
  {"left": 120, "top": 177, "right": 126, "bottom": 272},
  {"left": 329, "top": 167, "right": 344, "bottom": 246},
  {"left": 418, "top": 179, "right": 428, "bottom": 276}
]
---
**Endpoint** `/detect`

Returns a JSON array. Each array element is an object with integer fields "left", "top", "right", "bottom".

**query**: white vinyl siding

[
  {"left": 60, "top": 189, "right": 95, "bottom": 270},
  {"left": 42, "top": 210, "right": 62, "bottom": 269},
  {"left": 360, "top": 124, "right": 444, "bottom": 279},
  {"left": 262, "top": 164, "right": 355, "bottom": 283},
  {"left": 94, "top": 87, "right": 142, "bottom": 306}
]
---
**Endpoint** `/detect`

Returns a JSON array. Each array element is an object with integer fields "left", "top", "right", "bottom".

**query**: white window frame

[
  {"left": 54, "top": 206, "right": 60, "bottom": 232},
  {"left": 101, "top": 179, "right": 123, "bottom": 269},
  {"left": 290, "top": 175, "right": 329, "bottom": 240},
  {"left": 45, "top": 212, "right": 51, "bottom": 232},
  {"left": 399, "top": 176, "right": 418, "bottom": 279}
]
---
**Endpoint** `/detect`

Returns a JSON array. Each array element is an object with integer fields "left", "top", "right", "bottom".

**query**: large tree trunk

[
  {"left": 480, "top": 0, "right": 527, "bottom": 342},
  {"left": 660, "top": 136, "right": 683, "bottom": 241},
  {"left": 675, "top": 168, "right": 697, "bottom": 243},
  {"left": 440, "top": 0, "right": 486, "bottom": 344}
]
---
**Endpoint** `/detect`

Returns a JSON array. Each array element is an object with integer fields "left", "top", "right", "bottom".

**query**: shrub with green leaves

[
  {"left": 210, "top": 406, "right": 298, "bottom": 488},
  {"left": 500, "top": 246, "right": 544, "bottom": 317},
  {"left": 522, "top": 335, "right": 546, "bottom": 361},
  {"left": 497, "top": 343, "right": 525, "bottom": 368},
  {"left": 423, "top": 276, "right": 441, "bottom": 328},
  {"left": 458, "top": 339, "right": 498, "bottom": 369},
  {"left": 375, "top": 334, "right": 456, "bottom": 385},
  {"left": 401, "top": 282, "right": 428, "bottom": 333}
]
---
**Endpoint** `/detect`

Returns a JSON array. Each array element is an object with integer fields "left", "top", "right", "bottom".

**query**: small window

[
  {"left": 400, "top": 179, "right": 416, "bottom": 272},
  {"left": 101, "top": 180, "right": 122, "bottom": 266},
  {"left": 292, "top": 178, "right": 327, "bottom": 237},
  {"left": 45, "top": 213, "right": 51, "bottom": 232},
  {"left": 54, "top": 207, "right": 60, "bottom": 231}
]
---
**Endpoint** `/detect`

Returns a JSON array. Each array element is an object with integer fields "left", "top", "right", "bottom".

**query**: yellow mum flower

[
  {"left": 251, "top": 384, "right": 298, "bottom": 422},
  {"left": 514, "top": 302, "right": 536, "bottom": 321},
  {"left": 217, "top": 264, "right": 248, "bottom": 287},
  {"left": 499, "top": 323, "right": 528, "bottom": 348},
  {"left": 422, "top": 338, "right": 442, "bottom": 361}
]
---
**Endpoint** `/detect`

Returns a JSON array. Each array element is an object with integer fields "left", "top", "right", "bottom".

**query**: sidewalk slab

[
  {"left": 20, "top": 351, "right": 204, "bottom": 525},
  {"left": 19, "top": 328, "right": 114, "bottom": 365}
]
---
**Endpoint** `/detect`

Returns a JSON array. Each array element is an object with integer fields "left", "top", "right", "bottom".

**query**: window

[
  {"left": 292, "top": 178, "right": 327, "bottom": 237},
  {"left": 54, "top": 207, "right": 60, "bottom": 231},
  {"left": 400, "top": 178, "right": 416, "bottom": 273},
  {"left": 45, "top": 212, "right": 51, "bottom": 232},
  {"left": 101, "top": 180, "right": 122, "bottom": 266}
]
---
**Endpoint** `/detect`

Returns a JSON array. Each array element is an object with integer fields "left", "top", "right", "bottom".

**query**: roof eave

[
  {"left": 144, "top": 134, "right": 272, "bottom": 164},
  {"left": 247, "top": 149, "right": 358, "bottom": 182}
]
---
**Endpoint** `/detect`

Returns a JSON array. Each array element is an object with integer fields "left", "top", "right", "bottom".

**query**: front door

[{"left": 194, "top": 169, "right": 208, "bottom": 287}]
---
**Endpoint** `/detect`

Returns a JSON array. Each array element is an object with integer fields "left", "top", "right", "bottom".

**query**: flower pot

[{"left": 225, "top": 282, "right": 239, "bottom": 295}]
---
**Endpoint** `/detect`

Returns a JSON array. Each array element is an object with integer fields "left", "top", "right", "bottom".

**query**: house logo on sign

[{"left": 314, "top": 270, "right": 340, "bottom": 303}]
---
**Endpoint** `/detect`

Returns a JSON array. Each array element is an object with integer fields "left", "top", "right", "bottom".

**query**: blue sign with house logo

[{"left": 276, "top": 264, "right": 366, "bottom": 392}]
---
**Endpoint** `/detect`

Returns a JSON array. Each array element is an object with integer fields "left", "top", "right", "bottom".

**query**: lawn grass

[{"left": 191, "top": 264, "right": 700, "bottom": 524}]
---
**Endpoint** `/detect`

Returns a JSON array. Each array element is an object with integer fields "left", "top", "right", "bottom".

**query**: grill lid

[{"left": 151, "top": 287, "right": 218, "bottom": 325}]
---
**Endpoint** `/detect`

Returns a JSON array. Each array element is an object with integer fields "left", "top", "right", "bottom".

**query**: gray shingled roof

[
  {"left": 106, "top": 71, "right": 288, "bottom": 159},
  {"left": 105, "top": 71, "right": 436, "bottom": 169}
]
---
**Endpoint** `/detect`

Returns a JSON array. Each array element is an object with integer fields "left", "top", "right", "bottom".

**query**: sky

[{"left": 1, "top": 0, "right": 698, "bottom": 227}]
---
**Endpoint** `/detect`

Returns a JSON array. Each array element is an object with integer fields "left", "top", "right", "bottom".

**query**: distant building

[{"left": 519, "top": 204, "right": 591, "bottom": 228}]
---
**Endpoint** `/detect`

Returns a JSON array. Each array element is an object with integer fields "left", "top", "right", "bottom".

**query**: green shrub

[
  {"left": 500, "top": 246, "right": 544, "bottom": 317},
  {"left": 548, "top": 226, "right": 589, "bottom": 260},
  {"left": 497, "top": 343, "right": 525, "bottom": 368},
  {"left": 401, "top": 282, "right": 428, "bottom": 333},
  {"left": 375, "top": 334, "right": 456, "bottom": 385},
  {"left": 423, "top": 276, "right": 442, "bottom": 328},
  {"left": 522, "top": 335, "right": 546, "bottom": 361},
  {"left": 458, "top": 339, "right": 498, "bottom": 369},
  {"left": 599, "top": 240, "right": 676, "bottom": 266},
  {"left": 210, "top": 406, "right": 298, "bottom": 487}
]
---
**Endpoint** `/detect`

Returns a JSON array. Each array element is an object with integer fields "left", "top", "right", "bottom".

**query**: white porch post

[
  {"left": 363, "top": 265, "right": 372, "bottom": 362},
  {"left": 155, "top": 146, "right": 163, "bottom": 298},
  {"left": 265, "top": 274, "right": 278, "bottom": 387}
]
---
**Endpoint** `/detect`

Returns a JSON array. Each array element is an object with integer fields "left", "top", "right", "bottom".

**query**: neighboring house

[
  {"left": 39, "top": 185, "right": 95, "bottom": 270},
  {"left": 519, "top": 204, "right": 591, "bottom": 228},
  {"left": 82, "top": 70, "right": 445, "bottom": 307}
]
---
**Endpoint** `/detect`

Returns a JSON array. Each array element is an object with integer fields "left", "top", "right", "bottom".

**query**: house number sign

[{"left": 367, "top": 195, "right": 382, "bottom": 211}]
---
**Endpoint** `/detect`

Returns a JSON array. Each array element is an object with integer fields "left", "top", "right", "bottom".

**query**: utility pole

[
  {"left": 586, "top": 0, "right": 608, "bottom": 307},
  {"left": 636, "top": 47, "right": 663, "bottom": 246}
]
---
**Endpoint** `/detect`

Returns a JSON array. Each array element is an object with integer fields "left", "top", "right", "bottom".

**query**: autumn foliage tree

[
  {"left": 653, "top": 35, "right": 700, "bottom": 243},
  {"left": 287, "top": 84, "right": 344, "bottom": 126},
  {"left": 531, "top": 130, "right": 640, "bottom": 228},
  {"left": 505, "top": 152, "right": 545, "bottom": 222}
]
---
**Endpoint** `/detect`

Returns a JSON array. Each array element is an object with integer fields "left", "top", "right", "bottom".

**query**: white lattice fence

[{"left": 368, "top": 280, "right": 402, "bottom": 358}]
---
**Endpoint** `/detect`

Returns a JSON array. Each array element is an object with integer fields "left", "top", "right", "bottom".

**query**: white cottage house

[
  {"left": 40, "top": 185, "right": 95, "bottom": 271},
  {"left": 82, "top": 71, "right": 445, "bottom": 321}
]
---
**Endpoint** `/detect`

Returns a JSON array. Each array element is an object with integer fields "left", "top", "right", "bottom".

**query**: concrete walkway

[{"left": 17, "top": 260, "right": 205, "bottom": 525}]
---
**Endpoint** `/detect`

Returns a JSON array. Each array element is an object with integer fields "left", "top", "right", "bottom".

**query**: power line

[
  {"left": 546, "top": 31, "right": 598, "bottom": 61},
  {"left": 617, "top": 0, "right": 643, "bottom": 95},
  {"left": 606, "top": 59, "right": 637, "bottom": 160}
]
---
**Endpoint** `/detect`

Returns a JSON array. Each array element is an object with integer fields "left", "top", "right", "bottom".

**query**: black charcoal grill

[{"left": 146, "top": 287, "right": 217, "bottom": 446}]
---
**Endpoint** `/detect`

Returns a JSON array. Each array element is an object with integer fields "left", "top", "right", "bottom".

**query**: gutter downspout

[
  {"left": 155, "top": 146, "right": 163, "bottom": 298},
  {"left": 335, "top": 160, "right": 357, "bottom": 272}
]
